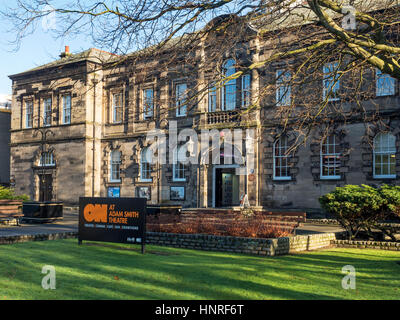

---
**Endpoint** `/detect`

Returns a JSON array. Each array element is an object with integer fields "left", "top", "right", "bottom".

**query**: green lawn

[{"left": 0, "top": 239, "right": 399, "bottom": 300}]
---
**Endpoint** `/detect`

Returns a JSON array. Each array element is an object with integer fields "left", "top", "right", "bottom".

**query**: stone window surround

[
  {"left": 273, "top": 135, "right": 291, "bottom": 181},
  {"left": 102, "top": 142, "right": 126, "bottom": 185},
  {"left": 109, "top": 149, "right": 122, "bottom": 183},
  {"left": 32, "top": 147, "right": 58, "bottom": 202},
  {"left": 375, "top": 68, "right": 397, "bottom": 97},
  {"left": 263, "top": 130, "right": 299, "bottom": 183},
  {"left": 141, "top": 85, "right": 155, "bottom": 121},
  {"left": 23, "top": 97, "right": 34, "bottom": 129},
  {"left": 320, "top": 134, "right": 341, "bottom": 180},
  {"left": 107, "top": 86, "right": 126, "bottom": 124},
  {"left": 59, "top": 91, "right": 72, "bottom": 125},
  {"left": 173, "top": 79, "right": 188, "bottom": 118},
  {"left": 362, "top": 124, "right": 400, "bottom": 181},
  {"left": 42, "top": 95, "right": 53, "bottom": 127},
  {"left": 205, "top": 56, "right": 252, "bottom": 113},
  {"left": 310, "top": 127, "right": 350, "bottom": 182}
]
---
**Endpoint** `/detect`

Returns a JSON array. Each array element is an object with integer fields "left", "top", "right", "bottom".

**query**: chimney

[{"left": 60, "top": 46, "right": 71, "bottom": 58}]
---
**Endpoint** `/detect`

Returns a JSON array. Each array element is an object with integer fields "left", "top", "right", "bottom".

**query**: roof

[{"left": 8, "top": 48, "right": 118, "bottom": 79}]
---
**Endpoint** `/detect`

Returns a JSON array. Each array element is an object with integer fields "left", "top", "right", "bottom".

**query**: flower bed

[{"left": 147, "top": 213, "right": 298, "bottom": 238}]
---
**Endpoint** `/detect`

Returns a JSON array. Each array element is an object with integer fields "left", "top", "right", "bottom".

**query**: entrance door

[
  {"left": 39, "top": 174, "right": 53, "bottom": 202},
  {"left": 215, "top": 168, "right": 239, "bottom": 207}
]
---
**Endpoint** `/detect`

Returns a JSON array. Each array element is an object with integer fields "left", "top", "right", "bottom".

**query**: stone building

[
  {"left": 8, "top": 17, "right": 400, "bottom": 212},
  {"left": 0, "top": 106, "right": 11, "bottom": 186}
]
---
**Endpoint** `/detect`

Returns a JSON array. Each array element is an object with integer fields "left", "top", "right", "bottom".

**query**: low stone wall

[
  {"left": 146, "top": 231, "right": 345, "bottom": 256},
  {"left": 2, "top": 230, "right": 398, "bottom": 253},
  {"left": 0, "top": 232, "right": 78, "bottom": 245},
  {"left": 306, "top": 219, "right": 340, "bottom": 225},
  {"left": 332, "top": 239, "right": 400, "bottom": 251},
  {"left": 0, "top": 218, "right": 19, "bottom": 226}
]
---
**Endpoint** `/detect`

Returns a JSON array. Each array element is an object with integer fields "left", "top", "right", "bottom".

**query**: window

[
  {"left": 242, "top": 74, "right": 251, "bottom": 108},
  {"left": 43, "top": 97, "right": 52, "bottom": 126},
  {"left": 143, "top": 88, "right": 154, "bottom": 120},
  {"left": 175, "top": 83, "right": 187, "bottom": 117},
  {"left": 39, "top": 152, "right": 55, "bottom": 167},
  {"left": 140, "top": 147, "right": 152, "bottom": 181},
  {"left": 323, "top": 62, "right": 340, "bottom": 101},
  {"left": 25, "top": 101, "right": 33, "bottom": 128},
  {"left": 62, "top": 95, "right": 71, "bottom": 124},
  {"left": 221, "top": 59, "right": 237, "bottom": 111},
  {"left": 110, "top": 150, "right": 121, "bottom": 182},
  {"left": 112, "top": 93, "right": 123, "bottom": 123},
  {"left": 373, "top": 133, "right": 396, "bottom": 179},
  {"left": 173, "top": 146, "right": 186, "bottom": 181},
  {"left": 276, "top": 70, "right": 291, "bottom": 106},
  {"left": 376, "top": 69, "right": 396, "bottom": 97},
  {"left": 208, "top": 83, "right": 217, "bottom": 112},
  {"left": 320, "top": 135, "right": 341, "bottom": 179},
  {"left": 273, "top": 136, "right": 291, "bottom": 180}
]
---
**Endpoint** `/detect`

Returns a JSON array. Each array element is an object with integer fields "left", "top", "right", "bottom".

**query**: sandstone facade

[{"left": 8, "top": 24, "right": 400, "bottom": 211}]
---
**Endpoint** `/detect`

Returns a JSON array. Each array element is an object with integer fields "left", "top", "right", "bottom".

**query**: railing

[{"left": 207, "top": 110, "right": 241, "bottom": 125}]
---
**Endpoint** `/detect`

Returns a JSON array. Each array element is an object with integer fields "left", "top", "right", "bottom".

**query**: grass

[{"left": 0, "top": 239, "right": 399, "bottom": 300}]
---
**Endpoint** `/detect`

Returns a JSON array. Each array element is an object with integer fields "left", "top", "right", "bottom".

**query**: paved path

[
  {"left": 0, "top": 211, "right": 344, "bottom": 238},
  {"left": 296, "top": 223, "right": 344, "bottom": 235},
  {"left": 0, "top": 211, "right": 78, "bottom": 237}
]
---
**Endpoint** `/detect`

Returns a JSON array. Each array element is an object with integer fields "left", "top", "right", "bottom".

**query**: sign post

[{"left": 78, "top": 197, "right": 147, "bottom": 253}]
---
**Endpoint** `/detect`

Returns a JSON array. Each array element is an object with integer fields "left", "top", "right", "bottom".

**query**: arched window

[
  {"left": 110, "top": 150, "right": 121, "bottom": 182},
  {"left": 273, "top": 137, "right": 291, "bottom": 180},
  {"left": 373, "top": 133, "right": 396, "bottom": 178},
  {"left": 39, "top": 151, "right": 55, "bottom": 167},
  {"left": 221, "top": 59, "right": 236, "bottom": 111},
  {"left": 140, "top": 147, "right": 152, "bottom": 181},
  {"left": 320, "top": 135, "right": 341, "bottom": 179},
  {"left": 173, "top": 146, "right": 186, "bottom": 181}
]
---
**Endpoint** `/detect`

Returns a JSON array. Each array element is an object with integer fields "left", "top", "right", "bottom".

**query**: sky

[
  {"left": 0, "top": 0, "right": 93, "bottom": 95},
  {"left": 0, "top": 0, "right": 235, "bottom": 95}
]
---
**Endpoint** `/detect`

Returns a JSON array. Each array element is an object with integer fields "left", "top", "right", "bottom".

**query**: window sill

[
  {"left": 373, "top": 175, "right": 396, "bottom": 179},
  {"left": 375, "top": 93, "right": 396, "bottom": 98},
  {"left": 320, "top": 176, "right": 341, "bottom": 180},
  {"left": 172, "top": 178, "right": 186, "bottom": 182},
  {"left": 109, "top": 180, "right": 121, "bottom": 184},
  {"left": 140, "top": 179, "right": 152, "bottom": 183},
  {"left": 273, "top": 177, "right": 291, "bottom": 181}
]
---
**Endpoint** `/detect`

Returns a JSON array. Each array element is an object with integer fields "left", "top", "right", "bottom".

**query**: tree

[{"left": 3, "top": 0, "right": 400, "bottom": 145}]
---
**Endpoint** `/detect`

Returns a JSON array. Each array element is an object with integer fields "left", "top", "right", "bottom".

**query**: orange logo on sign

[{"left": 83, "top": 204, "right": 108, "bottom": 223}]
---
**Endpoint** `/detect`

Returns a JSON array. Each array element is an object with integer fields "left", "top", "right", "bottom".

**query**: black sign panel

[{"left": 79, "top": 197, "right": 147, "bottom": 251}]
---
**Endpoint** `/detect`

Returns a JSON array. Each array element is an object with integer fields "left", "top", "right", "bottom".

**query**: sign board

[{"left": 79, "top": 197, "right": 147, "bottom": 253}]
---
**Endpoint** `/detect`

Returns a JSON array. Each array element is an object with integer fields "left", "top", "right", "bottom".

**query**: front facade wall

[
  {"left": 9, "top": 37, "right": 400, "bottom": 211},
  {"left": 10, "top": 140, "right": 86, "bottom": 205},
  {"left": 261, "top": 120, "right": 400, "bottom": 210},
  {"left": 0, "top": 111, "right": 11, "bottom": 185}
]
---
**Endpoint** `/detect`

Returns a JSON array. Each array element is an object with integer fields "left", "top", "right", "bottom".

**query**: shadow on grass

[{"left": 0, "top": 240, "right": 399, "bottom": 300}]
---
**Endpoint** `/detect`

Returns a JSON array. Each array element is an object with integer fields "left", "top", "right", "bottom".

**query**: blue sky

[
  {"left": 0, "top": 0, "right": 235, "bottom": 95},
  {"left": 0, "top": 0, "right": 93, "bottom": 95}
]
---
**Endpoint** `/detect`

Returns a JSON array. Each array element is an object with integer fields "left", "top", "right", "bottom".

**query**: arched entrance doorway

[{"left": 210, "top": 144, "right": 244, "bottom": 208}]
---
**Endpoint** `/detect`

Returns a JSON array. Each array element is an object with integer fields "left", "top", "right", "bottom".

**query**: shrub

[
  {"left": 0, "top": 186, "right": 30, "bottom": 201},
  {"left": 319, "top": 184, "right": 400, "bottom": 240}
]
